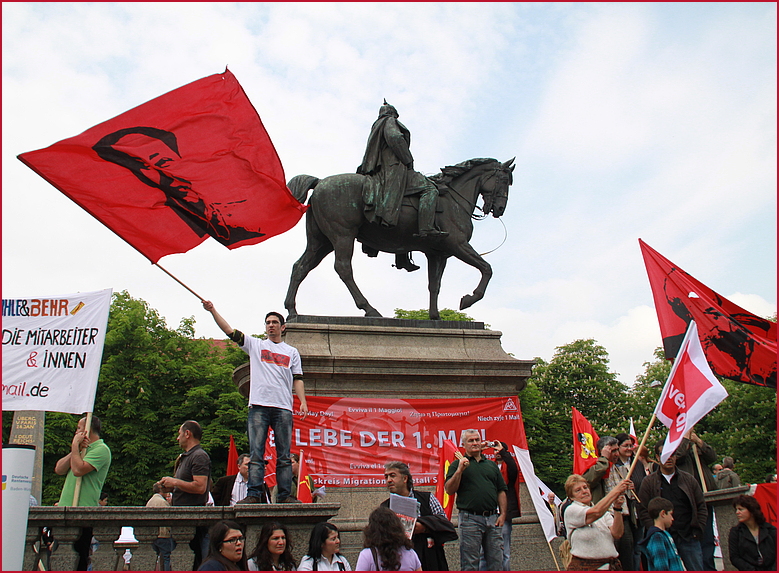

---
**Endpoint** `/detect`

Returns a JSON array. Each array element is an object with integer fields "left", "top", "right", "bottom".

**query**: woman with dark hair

[
  {"left": 355, "top": 507, "right": 421, "bottom": 571},
  {"left": 728, "top": 494, "right": 777, "bottom": 570},
  {"left": 198, "top": 520, "right": 248, "bottom": 571},
  {"left": 298, "top": 522, "right": 351, "bottom": 571},
  {"left": 248, "top": 522, "right": 297, "bottom": 571}
]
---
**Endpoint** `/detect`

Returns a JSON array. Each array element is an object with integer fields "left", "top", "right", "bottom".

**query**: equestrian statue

[{"left": 285, "top": 100, "right": 515, "bottom": 321}]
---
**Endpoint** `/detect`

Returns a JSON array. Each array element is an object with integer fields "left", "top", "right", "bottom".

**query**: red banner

[
  {"left": 269, "top": 396, "right": 526, "bottom": 488},
  {"left": 572, "top": 407, "right": 599, "bottom": 475},
  {"left": 640, "top": 239, "right": 776, "bottom": 388},
  {"left": 18, "top": 69, "right": 306, "bottom": 263}
]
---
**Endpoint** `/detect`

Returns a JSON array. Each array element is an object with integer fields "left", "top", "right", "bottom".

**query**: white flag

[
  {"left": 654, "top": 321, "right": 728, "bottom": 463},
  {"left": 513, "top": 445, "right": 559, "bottom": 542}
]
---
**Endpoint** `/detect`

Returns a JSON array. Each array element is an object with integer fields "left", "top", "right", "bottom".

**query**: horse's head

[{"left": 480, "top": 158, "right": 515, "bottom": 218}]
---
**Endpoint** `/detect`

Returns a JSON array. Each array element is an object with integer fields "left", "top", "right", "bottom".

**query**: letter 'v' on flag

[
  {"left": 18, "top": 69, "right": 306, "bottom": 264},
  {"left": 654, "top": 321, "right": 728, "bottom": 463}
]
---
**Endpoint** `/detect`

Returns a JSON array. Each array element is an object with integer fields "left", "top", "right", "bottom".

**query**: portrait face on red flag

[
  {"left": 639, "top": 239, "right": 776, "bottom": 388},
  {"left": 18, "top": 70, "right": 306, "bottom": 263}
]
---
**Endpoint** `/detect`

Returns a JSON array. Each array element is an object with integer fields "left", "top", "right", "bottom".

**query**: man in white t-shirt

[{"left": 203, "top": 301, "right": 308, "bottom": 503}]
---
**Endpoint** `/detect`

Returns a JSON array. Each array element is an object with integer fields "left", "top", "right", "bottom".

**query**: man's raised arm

[{"left": 202, "top": 300, "right": 234, "bottom": 337}]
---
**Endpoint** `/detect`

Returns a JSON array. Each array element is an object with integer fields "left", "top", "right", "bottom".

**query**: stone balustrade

[
  {"left": 21, "top": 484, "right": 755, "bottom": 570},
  {"left": 24, "top": 503, "right": 340, "bottom": 571}
]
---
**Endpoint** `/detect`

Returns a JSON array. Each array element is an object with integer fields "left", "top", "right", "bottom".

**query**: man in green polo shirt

[
  {"left": 55, "top": 414, "right": 112, "bottom": 569},
  {"left": 445, "top": 429, "right": 507, "bottom": 571}
]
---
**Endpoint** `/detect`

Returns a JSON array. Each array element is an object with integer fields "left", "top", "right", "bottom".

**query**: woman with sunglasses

[{"left": 199, "top": 520, "right": 248, "bottom": 571}]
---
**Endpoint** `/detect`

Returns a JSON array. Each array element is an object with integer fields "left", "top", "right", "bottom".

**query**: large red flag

[
  {"left": 296, "top": 450, "right": 314, "bottom": 503},
  {"left": 435, "top": 439, "right": 459, "bottom": 519},
  {"left": 18, "top": 69, "right": 306, "bottom": 263},
  {"left": 227, "top": 435, "right": 239, "bottom": 476},
  {"left": 572, "top": 407, "right": 599, "bottom": 475},
  {"left": 640, "top": 239, "right": 776, "bottom": 388},
  {"left": 654, "top": 321, "right": 728, "bottom": 463}
]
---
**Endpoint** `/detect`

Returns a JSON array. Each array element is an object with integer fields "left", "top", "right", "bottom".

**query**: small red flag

[
  {"left": 572, "top": 407, "right": 599, "bottom": 475},
  {"left": 751, "top": 483, "right": 777, "bottom": 526},
  {"left": 435, "top": 439, "right": 459, "bottom": 519},
  {"left": 654, "top": 321, "right": 728, "bottom": 463},
  {"left": 640, "top": 239, "right": 776, "bottom": 388},
  {"left": 18, "top": 69, "right": 306, "bottom": 263},
  {"left": 263, "top": 445, "right": 277, "bottom": 489},
  {"left": 226, "top": 435, "right": 239, "bottom": 477},
  {"left": 296, "top": 449, "right": 314, "bottom": 503}
]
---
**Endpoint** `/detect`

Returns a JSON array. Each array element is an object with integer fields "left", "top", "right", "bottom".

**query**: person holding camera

[{"left": 444, "top": 430, "right": 508, "bottom": 571}]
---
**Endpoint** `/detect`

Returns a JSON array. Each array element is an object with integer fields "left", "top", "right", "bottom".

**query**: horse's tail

[{"left": 287, "top": 174, "right": 320, "bottom": 204}]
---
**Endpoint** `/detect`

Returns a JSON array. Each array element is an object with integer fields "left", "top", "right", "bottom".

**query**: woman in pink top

[{"left": 355, "top": 508, "right": 421, "bottom": 571}]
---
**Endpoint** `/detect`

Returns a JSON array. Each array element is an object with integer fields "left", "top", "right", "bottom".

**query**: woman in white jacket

[{"left": 298, "top": 522, "right": 351, "bottom": 572}]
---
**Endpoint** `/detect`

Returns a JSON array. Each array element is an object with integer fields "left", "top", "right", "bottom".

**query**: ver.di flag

[
  {"left": 18, "top": 69, "right": 306, "bottom": 264},
  {"left": 572, "top": 407, "right": 600, "bottom": 475},
  {"left": 655, "top": 321, "right": 728, "bottom": 463},
  {"left": 640, "top": 239, "right": 776, "bottom": 388}
]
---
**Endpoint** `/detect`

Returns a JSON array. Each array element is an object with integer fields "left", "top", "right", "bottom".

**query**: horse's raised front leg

[
  {"left": 451, "top": 242, "right": 492, "bottom": 311},
  {"left": 331, "top": 236, "right": 382, "bottom": 317},
  {"left": 284, "top": 218, "right": 333, "bottom": 319},
  {"left": 425, "top": 254, "right": 448, "bottom": 320}
]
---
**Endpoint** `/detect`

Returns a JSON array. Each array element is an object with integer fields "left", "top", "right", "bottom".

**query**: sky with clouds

[{"left": 3, "top": 2, "right": 776, "bottom": 386}]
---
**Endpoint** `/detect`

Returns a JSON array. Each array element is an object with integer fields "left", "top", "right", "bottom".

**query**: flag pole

[
  {"left": 692, "top": 444, "right": 709, "bottom": 493},
  {"left": 154, "top": 263, "right": 206, "bottom": 301},
  {"left": 547, "top": 540, "right": 561, "bottom": 571},
  {"left": 626, "top": 413, "right": 658, "bottom": 505},
  {"left": 71, "top": 412, "right": 93, "bottom": 507}
]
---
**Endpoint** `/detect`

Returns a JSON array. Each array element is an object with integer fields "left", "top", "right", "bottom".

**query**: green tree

[
  {"left": 394, "top": 308, "right": 475, "bottom": 321},
  {"left": 519, "top": 339, "right": 628, "bottom": 494},
  {"left": 39, "top": 291, "right": 250, "bottom": 506}
]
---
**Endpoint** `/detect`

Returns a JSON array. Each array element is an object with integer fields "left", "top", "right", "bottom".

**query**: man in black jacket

[
  {"left": 382, "top": 461, "right": 457, "bottom": 570},
  {"left": 212, "top": 454, "right": 250, "bottom": 506},
  {"left": 638, "top": 441, "right": 707, "bottom": 572}
]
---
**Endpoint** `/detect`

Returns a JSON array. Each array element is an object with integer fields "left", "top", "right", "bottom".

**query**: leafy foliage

[
  {"left": 520, "top": 339, "right": 628, "bottom": 493},
  {"left": 37, "top": 291, "right": 250, "bottom": 506},
  {"left": 393, "top": 308, "right": 475, "bottom": 322}
]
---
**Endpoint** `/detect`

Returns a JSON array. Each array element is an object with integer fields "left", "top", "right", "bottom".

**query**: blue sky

[{"left": 3, "top": 3, "right": 776, "bottom": 385}]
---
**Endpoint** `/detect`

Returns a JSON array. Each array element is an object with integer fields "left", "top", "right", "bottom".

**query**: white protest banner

[
  {"left": 513, "top": 445, "right": 558, "bottom": 543},
  {"left": 2, "top": 289, "right": 112, "bottom": 414}
]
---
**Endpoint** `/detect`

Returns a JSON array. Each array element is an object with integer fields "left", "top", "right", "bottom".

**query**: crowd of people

[
  {"left": 46, "top": 304, "right": 775, "bottom": 571},
  {"left": 550, "top": 431, "right": 776, "bottom": 571}
]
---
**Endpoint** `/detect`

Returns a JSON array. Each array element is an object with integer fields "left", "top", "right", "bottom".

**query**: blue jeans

[
  {"left": 478, "top": 521, "right": 512, "bottom": 571},
  {"left": 153, "top": 537, "right": 176, "bottom": 571},
  {"left": 459, "top": 511, "right": 503, "bottom": 571},
  {"left": 672, "top": 535, "right": 704, "bottom": 572},
  {"left": 247, "top": 405, "right": 293, "bottom": 501}
]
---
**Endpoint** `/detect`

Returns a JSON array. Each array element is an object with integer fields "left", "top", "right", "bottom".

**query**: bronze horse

[{"left": 284, "top": 157, "right": 515, "bottom": 320}]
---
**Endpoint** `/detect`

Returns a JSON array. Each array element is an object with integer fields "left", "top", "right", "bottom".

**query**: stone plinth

[
  {"left": 230, "top": 316, "right": 535, "bottom": 568},
  {"left": 234, "top": 316, "right": 534, "bottom": 399}
]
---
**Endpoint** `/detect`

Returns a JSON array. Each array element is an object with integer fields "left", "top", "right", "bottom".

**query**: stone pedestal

[
  {"left": 232, "top": 316, "right": 534, "bottom": 567},
  {"left": 234, "top": 316, "right": 534, "bottom": 399}
]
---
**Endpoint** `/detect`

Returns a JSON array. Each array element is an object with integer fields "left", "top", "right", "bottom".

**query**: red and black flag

[
  {"left": 640, "top": 239, "right": 776, "bottom": 388},
  {"left": 18, "top": 69, "right": 306, "bottom": 264}
]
